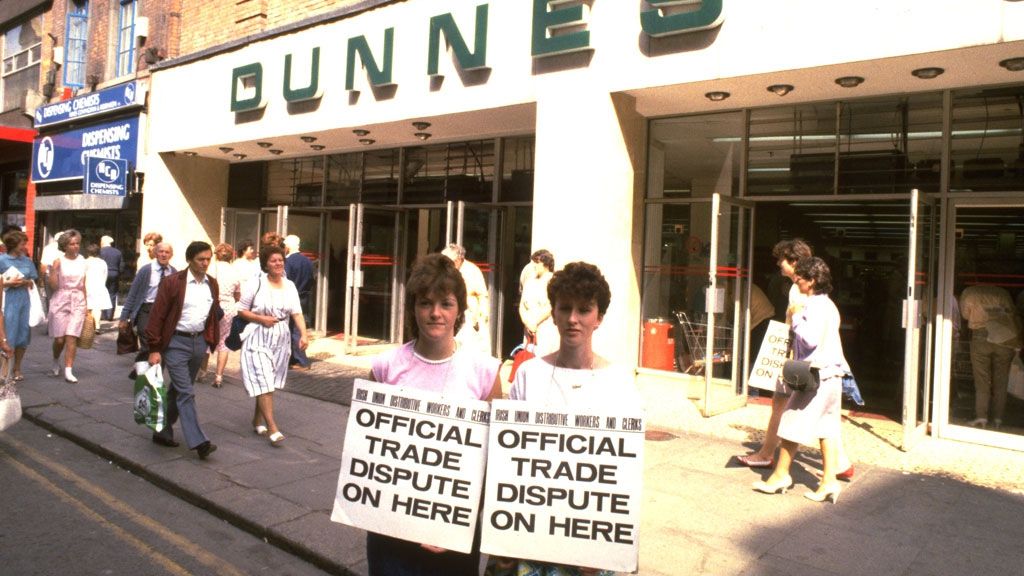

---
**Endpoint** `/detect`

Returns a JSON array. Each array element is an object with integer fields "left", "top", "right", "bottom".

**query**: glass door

[
  {"left": 456, "top": 201, "right": 502, "bottom": 356},
  {"left": 901, "top": 189, "right": 938, "bottom": 450},
  {"left": 220, "top": 208, "right": 260, "bottom": 248},
  {"left": 344, "top": 204, "right": 402, "bottom": 351},
  {"left": 939, "top": 198, "right": 1024, "bottom": 451},
  {"left": 701, "top": 193, "right": 755, "bottom": 417}
]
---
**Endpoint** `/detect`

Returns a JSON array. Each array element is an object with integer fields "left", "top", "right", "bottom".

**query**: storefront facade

[{"left": 145, "top": 0, "right": 1024, "bottom": 450}]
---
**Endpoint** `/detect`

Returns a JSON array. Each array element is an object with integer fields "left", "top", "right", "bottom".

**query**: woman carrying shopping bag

[{"left": 0, "top": 230, "right": 38, "bottom": 381}]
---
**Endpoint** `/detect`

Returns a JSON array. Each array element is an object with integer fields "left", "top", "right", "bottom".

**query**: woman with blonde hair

[
  {"left": 207, "top": 242, "right": 240, "bottom": 387},
  {"left": 47, "top": 229, "right": 88, "bottom": 383}
]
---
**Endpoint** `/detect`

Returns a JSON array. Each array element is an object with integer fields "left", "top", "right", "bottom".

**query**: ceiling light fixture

[
  {"left": 359, "top": 138, "right": 375, "bottom": 146},
  {"left": 182, "top": 151, "right": 198, "bottom": 157},
  {"left": 999, "top": 57, "right": 1024, "bottom": 72},
  {"left": 704, "top": 91, "right": 730, "bottom": 102},
  {"left": 414, "top": 132, "right": 432, "bottom": 140},
  {"left": 911, "top": 67, "right": 944, "bottom": 79},
  {"left": 767, "top": 84, "right": 794, "bottom": 96},
  {"left": 352, "top": 129, "right": 370, "bottom": 137},
  {"left": 412, "top": 121, "right": 431, "bottom": 131},
  {"left": 233, "top": 153, "right": 247, "bottom": 159},
  {"left": 269, "top": 149, "right": 283, "bottom": 155},
  {"left": 310, "top": 144, "right": 325, "bottom": 151},
  {"left": 300, "top": 136, "right": 317, "bottom": 143},
  {"left": 218, "top": 146, "right": 233, "bottom": 153},
  {"left": 257, "top": 141, "right": 273, "bottom": 148},
  {"left": 835, "top": 76, "right": 865, "bottom": 88}
]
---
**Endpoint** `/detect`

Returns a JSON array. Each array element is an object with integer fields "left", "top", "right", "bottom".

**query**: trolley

[{"left": 674, "top": 311, "right": 732, "bottom": 375}]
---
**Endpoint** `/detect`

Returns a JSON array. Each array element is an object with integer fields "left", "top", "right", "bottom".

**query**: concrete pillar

[
  {"left": 532, "top": 87, "right": 646, "bottom": 366},
  {"left": 141, "top": 153, "right": 229, "bottom": 267}
]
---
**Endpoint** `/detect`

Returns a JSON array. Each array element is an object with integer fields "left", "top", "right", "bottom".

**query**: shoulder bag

[
  {"left": 0, "top": 378, "right": 21, "bottom": 431},
  {"left": 782, "top": 359, "right": 819, "bottom": 393},
  {"left": 225, "top": 277, "right": 261, "bottom": 351}
]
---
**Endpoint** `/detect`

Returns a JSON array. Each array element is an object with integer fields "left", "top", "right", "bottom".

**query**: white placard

[
  {"left": 747, "top": 320, "right": 790, "bottom": 391},
  {"left": 480, "top": 400, "right": 645, "bottom": 573},
  {"left": 330, "top": 379, "right": 491, "bottom": 553}
]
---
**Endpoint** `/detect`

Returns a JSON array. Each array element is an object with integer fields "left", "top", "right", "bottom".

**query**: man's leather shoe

[
  {"left": 152, "top": 434, "right": 179, "bottom": 448},
  {"left": 129, "top": 369, "right": 138, "bottom": 381},
  {"left": 196, "top": 441, "right": 217, "bottom": 460}
]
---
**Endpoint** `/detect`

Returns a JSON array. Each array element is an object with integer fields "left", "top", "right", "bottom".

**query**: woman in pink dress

[{"left": 47, "top": 229, "right": 88, "bottom": 383}]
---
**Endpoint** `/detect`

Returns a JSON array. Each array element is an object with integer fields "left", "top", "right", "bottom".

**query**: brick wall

[{"left": 179, "top": 0, "right": 370, "bottom": 55}]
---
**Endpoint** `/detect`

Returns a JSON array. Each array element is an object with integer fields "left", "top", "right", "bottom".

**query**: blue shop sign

[
  {"left": 33, "top": 81, "right": 145, "bottom": 129},
  {"left": 84, "top": 157, "right": 128, "bottom": 197},
  {"left": 32, "top": 115, "right": 139, "bottom": 183}
]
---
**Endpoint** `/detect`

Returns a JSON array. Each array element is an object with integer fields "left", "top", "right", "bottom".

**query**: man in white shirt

[
  {"left": 442, "top": 243, "right": 491, "bottom": 355},
  {"left": 145, "top": 241, "right": 221, "bottom": 459},
  {"left": 960, "top": 285, "right": 1021, "bottom": 429}
]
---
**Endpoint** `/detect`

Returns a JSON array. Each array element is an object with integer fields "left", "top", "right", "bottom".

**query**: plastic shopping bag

[
  {"left": 0, "top": 379, "right": 22, "bottom": 432},
  {"left": 133, "top": 363, "right": 167, "bottom": 433},
  {"left": 1009, "top": 353, "right": 1024, "bottom": 401}
]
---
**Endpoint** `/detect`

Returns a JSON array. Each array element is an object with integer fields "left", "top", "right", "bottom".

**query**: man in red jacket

[{"left": 145, "top": 241, "right": 222, "bottom": 459}]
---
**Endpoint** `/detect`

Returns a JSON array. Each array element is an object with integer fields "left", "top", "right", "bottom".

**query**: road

[{"left": 0, "top": 420, "right": 333, "bottom": 576}]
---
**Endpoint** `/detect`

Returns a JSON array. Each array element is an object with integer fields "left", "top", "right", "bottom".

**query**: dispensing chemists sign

[
  {"left": 33, "top": 81, "right": 146, "bottom": 129},
  {"left": 748, "top": 320, "right": 790, "bottom": 391},
  {"left": 84, "top": 157, "right": 128, "bottom": 196},
  {"left": 480, "top": 400, "right": 645, "bottom": 573},
  {"left": 32, "top": 116, "right": 140, "bottom": 183},
  {"left": 331, "top": 379, "right": 491, "bottom": 553}
]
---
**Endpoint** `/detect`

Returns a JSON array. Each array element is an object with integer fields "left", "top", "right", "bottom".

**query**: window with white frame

[
  {"left": 117, "top": 0, "right": 137, "bottom": 76},
  {"left": 64, "top": 0, "right": 89, "bottom": 88},
  {"left": 1, "top": 15, "right": 43, "bottom": 112}
]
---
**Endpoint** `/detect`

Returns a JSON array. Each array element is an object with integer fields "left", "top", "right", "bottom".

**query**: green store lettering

[{"left": 230, "top": 0, "right": 724, "bottom": 113}]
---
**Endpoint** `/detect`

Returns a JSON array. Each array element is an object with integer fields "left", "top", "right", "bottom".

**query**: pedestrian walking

[
  {"left": 518, "top": 249, "right": 557, "bottom": 355},
  {"left": 47, "top": 229, "right": 88, "bottom": 384},
  {"left": 0, "top": 230, "right": 38, "bottom": 380},
  {"left": 208, "top": 243, "right": 240, "bottom": 388},
  {"left": 441, "top": 243, "right": 491, "bottom": 355},
  {"left": 120, "top": 242, "right": 176, "bottom": 377},
  {"left": 237, "top": 244, "right": 308, "bottom": 446},
  {"left": 284, "top": 234, "right": 313, "bottom": 370},
  {"left": 99, "top": 235, "right": 122, "bottom": 321},
  {"left": 753, "top": 257, "right": 847, "bottom": 504},
  {"left": 84, "top": 243, "right": 111, "bottom": 328},
  {"left": 233, "top": 238, "right": 260, "bottom": 280},
  {"left": 365, "top": 253, "right": 500, "bottom": 576},
  {"left": 144, "top": 241, "right": 220, "bottom": 460},
  {"left": 137, "top": 232, "right": 163, "bottom": 269},
  {"left": 488, "top": 261, "right": 636, "bottom": 576}
]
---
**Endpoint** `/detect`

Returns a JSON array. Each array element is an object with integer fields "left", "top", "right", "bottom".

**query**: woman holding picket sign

[
  {"left": 486, "top": 261, "right": 639, "bottom": 576},
  {"left": 365, "top": 252, "right": 501, "bottom": 576}
]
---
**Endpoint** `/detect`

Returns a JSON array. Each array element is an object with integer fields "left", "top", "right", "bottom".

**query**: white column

[{"left": 532, "top": 87, "right": 646, "bottom": 367}]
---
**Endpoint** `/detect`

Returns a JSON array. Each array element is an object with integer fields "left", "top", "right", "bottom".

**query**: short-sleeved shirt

[
  {"left": 371, "top": 341, "right": 498, "bottom": 401},
  {"left": 510, "top": 356, "right": 641, "bottom": 411}
]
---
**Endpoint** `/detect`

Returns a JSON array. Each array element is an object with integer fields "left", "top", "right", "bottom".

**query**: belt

[
  {"left": 174, "top": 330, "right": 203, "bottom": 338},
  {"left": 140, "top": 302, "right": 154, "bottom": 310}
]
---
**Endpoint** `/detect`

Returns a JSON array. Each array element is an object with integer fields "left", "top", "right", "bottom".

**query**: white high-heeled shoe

[
  {"left": 804, "top": 483, "right": 842, "bottom": 504},
  {"left": 752, "top": 475, "right": 794, "bottom": 495}
]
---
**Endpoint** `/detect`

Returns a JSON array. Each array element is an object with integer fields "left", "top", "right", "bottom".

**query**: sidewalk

[{"left": 13, "top": 325, "right": 1024, "bottom": 576}]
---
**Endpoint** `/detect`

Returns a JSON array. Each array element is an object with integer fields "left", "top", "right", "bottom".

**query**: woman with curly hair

[
  {"left": 47, "top": 229, "right": 88, "bottom": 383},
  {"left": 488, "top": 261, "right": 639, "bottom": 576}
]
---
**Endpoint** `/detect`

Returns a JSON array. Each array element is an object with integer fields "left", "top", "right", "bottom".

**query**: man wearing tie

[
  {"left": 120, "top": 242, "right": 175, "bottom": 374},
  {"left": 144, "top": 241, "right": 221, "bottom": 459}
]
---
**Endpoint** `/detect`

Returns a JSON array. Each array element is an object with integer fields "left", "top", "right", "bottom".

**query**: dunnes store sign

[{"left": 230, "top": 0, "right": 724, "bottom": 113}]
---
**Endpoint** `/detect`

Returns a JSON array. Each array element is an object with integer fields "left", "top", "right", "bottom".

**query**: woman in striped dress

[{"left": 237, "top": 245, "right": 308, "bottom": 445}]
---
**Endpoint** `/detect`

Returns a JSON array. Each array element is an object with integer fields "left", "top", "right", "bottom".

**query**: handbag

[
  {"left": 28, "top": 280, "right": 46, "bottom": 327},
  {"left": 78, "top": 312, "right": 97, "bottom": 349},
  {"left": 117, "top": 321, "right": 140, "bottom": 355},
  {"left": 0, "top": 378, "right": 22, "bottom": 432},
  {"left": 133, "top": 363, "right": 167, "bottom": 432},
  {"left": 225, "top": 277, "right": 261, "bottom": 351},
  {"left": 782, "top": 359, "right": 819, "bottom": 393}
]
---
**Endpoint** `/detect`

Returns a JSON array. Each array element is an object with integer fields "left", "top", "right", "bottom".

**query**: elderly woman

[
  {"left": 47, "top": 229, "right": 88, "bottom": 384},
  {"left": 365, "top": 253, "right": 501, "bottom": 576},
  {"left": 518, "top": 249, "right": 557, "bottom": 355},
  {"left": 753, "top": 257, "right": 847, "bottom": 504},
  {"left": 0, "top": 230, "right": 39, "bottom": 380},
  {"left": 488, "top": 261, "right": 638, "bottom": 576},
  {"left": 207, "top": 243, "right": 240, "bottom": 387},
  {"left": 237, "top": 245, "right": 308, "bottom": 445}
]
